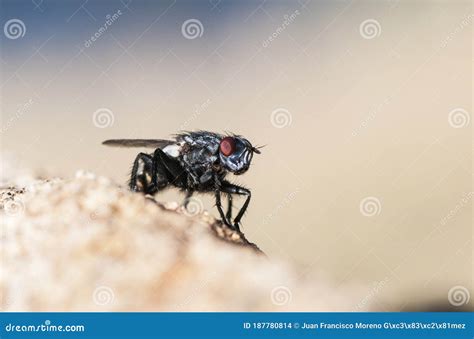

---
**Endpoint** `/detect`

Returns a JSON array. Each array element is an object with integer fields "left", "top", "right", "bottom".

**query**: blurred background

[{"left": 1, "top": 0, "right": 472, "bottom": 311}]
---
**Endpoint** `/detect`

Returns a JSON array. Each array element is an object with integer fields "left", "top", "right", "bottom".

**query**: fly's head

[{"left": 218, "top": 136, "right": 260, "bottom": 175}]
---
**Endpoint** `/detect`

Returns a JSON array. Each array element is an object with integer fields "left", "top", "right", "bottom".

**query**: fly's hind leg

[
  {"left": 130, "top": 153, "right": 156, "bottom": 194},
  {"left": 152, "top": 149, "right": 186, "bottom": 188},
  {"left": 130, "top": 149, "right": 186, "bottom": 197},
  {"left": 130, "top": 150, "right": 176, "bottom": 195}
]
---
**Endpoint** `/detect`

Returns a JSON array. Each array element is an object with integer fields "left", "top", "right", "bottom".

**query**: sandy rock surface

[{"left": 0, "top": 171, "right": 356, "bottom": 311}]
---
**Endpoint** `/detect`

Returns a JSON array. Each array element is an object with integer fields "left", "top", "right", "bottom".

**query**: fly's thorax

[
  {"left": 161, "top": 143, "right": 182, "bottom": 158},
  {"left": 173, "top": 131, "right": 259, "bottom": 176}
]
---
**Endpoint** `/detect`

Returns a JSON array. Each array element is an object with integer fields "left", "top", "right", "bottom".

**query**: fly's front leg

[
  {"left": 226, "top": 194, "right": 233, "bottom": 221},
  {"left": 220, "top": 181, "right": 251, "bottom": 232},
  {"left": 215, "top": 189, "right": 233, "bottom": 228},
  {"left": 214, "top": 176, "right": 233, "bottom": 228}
]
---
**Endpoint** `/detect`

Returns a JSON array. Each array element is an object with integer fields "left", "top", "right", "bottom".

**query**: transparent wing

[{"left": 102, "top": 139, "right": 174, "bottom": 148}]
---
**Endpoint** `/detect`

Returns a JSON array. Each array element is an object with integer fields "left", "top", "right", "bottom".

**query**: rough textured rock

[{"left": 0, "top": 171, "right": 356, "bottom": 311}]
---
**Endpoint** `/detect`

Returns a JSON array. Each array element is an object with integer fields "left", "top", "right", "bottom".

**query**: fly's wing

[{"left": 102, "top": 139, "right": 174, "bottom": 148}]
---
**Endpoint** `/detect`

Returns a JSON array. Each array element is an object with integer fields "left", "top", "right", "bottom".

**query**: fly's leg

[
  {"left": 214, "top": 177, "right": 234, "bottom": 229},
  {"left": 152, "top": 149, "right": 187, "bottom": 188},
  {"left": 149, "top": 150, "right": 172, "bottom": 192},
  {"left": 151, "top": 149, "right": 193, "bottom": 213},
  {"left": 130, "top": 149, "right": 185, "bottom": 195},
  {"left": 220, "top": 181, "right": 251, "bottom": 232},
  {"left": 215, "top": 189, "right": 233, "bottom": 228},
  {"left": 226, "top": 194, "right": 233, "bottom": 221},
  {"left": 183, "top": 189, "right": 194, "bottom": 210},
  {"left": 130, "top": 153, "right": 155, "bottom": 194}
]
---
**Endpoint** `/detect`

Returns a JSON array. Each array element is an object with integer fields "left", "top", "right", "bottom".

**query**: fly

[{"left": 103, "top": 131, "right": 262, "bottom": 232}]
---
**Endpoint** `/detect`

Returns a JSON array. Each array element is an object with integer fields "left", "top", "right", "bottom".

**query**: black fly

[{"left": 103, "top": 131, "right": 261, "bottom": 232}]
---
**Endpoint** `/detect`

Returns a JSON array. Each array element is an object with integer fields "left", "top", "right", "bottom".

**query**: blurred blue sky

[{"left": 1, "top": 0, "right": 321, "bottom": 61}]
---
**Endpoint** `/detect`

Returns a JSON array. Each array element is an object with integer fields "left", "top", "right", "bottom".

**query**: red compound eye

[{"left": 219, "top": 137, "right": 236, "bottom": 156}]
